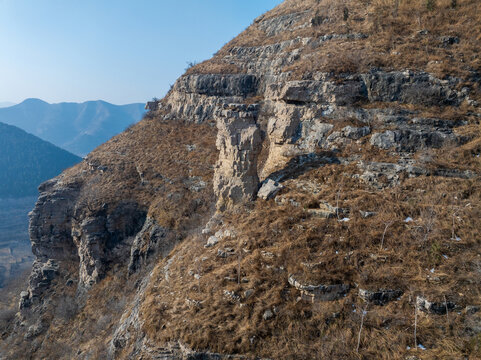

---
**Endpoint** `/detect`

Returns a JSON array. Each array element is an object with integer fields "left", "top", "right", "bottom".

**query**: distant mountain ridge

[
  {"left": 0, "top": 121, "right": 81, "bottom": 198},
  {"left": 0, "top": 98, "right": 145, "bottom": 156}
]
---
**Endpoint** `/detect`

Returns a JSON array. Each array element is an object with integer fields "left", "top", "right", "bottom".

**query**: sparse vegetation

[{"left": 2, "top": 0, "right": 481, "bottom": 359}]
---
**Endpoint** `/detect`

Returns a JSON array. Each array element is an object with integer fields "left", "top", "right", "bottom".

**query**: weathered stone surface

[
  {"left": 19, "top": 259, "right": 59, "bottom": 310},
  {"left": 128, "top": 217, "right": 170, "bottom": 275},
  {"left": 268, "top": 78, "right": 367, "bottom": 105},
  {"left": 267, "top": 107, "right": 301, "bottom": 145},
  {"left": 72, "top": 201, "right": 146, "bottom": 288},
  {"left": 358, "top": 160, "right": 477, "bottom": 188},
  {"left": 263, "top": 309, "right": 274, "bottom": 320},
  {"left": 205, "top": 236, "right": 219, "bottom": 248},
  {"left": 288, "top": 274, "right": 350, "bottom": 301},
  {"left": 307, "top": 201, "right": 348, "bottom": 219},
  {"left": 29, "top": 176, "right": 82, "bottom": 262},
  {"left": 257, "top": 11, "right": 311, "bottom": 37},
  {"left": 416, "top": 296, "right": 456, "bottom": 315},
  {"left": 214, "top": 104, "right": 262, "bottom": 210},
  {"left": 362, "top": 70, "right": 466, "bottom": 106},
  {"left": 258, "top": 179, "right": 283, "bottom": 200},
  {"left": 370, "top": 129, "right": 458, "bottom": 152},
  {"left": 341, "top": 126, "right": 371, "bottom": 140},
  {"left": 359, "top": 288, "right": 403, "bottom": 305},
  {"left": 174, "top": 74, "right": 259, "bottom": 98}
]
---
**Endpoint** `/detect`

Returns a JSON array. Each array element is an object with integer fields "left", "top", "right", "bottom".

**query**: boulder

[
  {"left": 258, "top": 179, "right": 284, "bottom": 200},
  {"left": 263, "top": 309, "right": 274, "bottom": 320},
  {"left": 288, "top": 274, "right": 350, "bottom": 301},
  {"left": 359, "top": 288, "right": 403, "bottom": 305},
  {"left": 205, "top": 236, "right": 219, "bottom": 248},
  {"left": 416, "top": 296, "right": 456, "bottom": 315}
]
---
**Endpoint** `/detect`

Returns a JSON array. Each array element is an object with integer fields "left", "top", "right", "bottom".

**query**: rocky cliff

[{"left": 2, "top": 0, "right": 481, "bottom": 359}]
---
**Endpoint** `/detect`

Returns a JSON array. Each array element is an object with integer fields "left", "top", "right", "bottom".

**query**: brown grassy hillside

[{"left": 2, "top": 0, "right": 480, "bottom": 359}]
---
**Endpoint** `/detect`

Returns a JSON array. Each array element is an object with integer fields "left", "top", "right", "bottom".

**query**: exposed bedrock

[
  {"left": 128, "top": 217, "right": 171, "bottom": 275},
  {"left": 162, "top": 68, "right": 475, "bottom": 211},
  {"left": 361, "top": 70, "right": 467, "bottom": 106},
  {"left": 71, "top": 201, "right": 146, "bottom": 288},
  {"left": 213, "top": 104, "right": 262, "bottom": 211},
  {"left": 21, "top": 174, "right": 148, "bottom": 309},
  {"left": 21, "top": 176, "right": 82, "bottom": 309},
  {"left": 173, "top": 74, "right": 259, "bottom": 98}
]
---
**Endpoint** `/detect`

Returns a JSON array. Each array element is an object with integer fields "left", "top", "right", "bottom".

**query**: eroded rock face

[
  {"left": 128, "top": 217, "right": 170, "bottom": 275},
  {"left": 162, "top": 64, "right": 475, "bottom": 211},
  {"left": 29, "top": 176, "right": 82, "bottom": 262},
  {"left": 288, "top": 274, "right": 350, "bottom": 302},
  {"left": 174, "top": 74, "right": 259, "bottom": 98},
  {"left": 72, "top": 202, "right": 146, "bottom": 288},
  {"left": 359, "top": 288, "right": 403, "bottom": 306},
  {"left": 416, "top": 296, "right": 456, "bottom": 315},
  {"left": 22, "top": 174, "right": 147, "bottom": 308},
  {"left": 21, "top": 176, "right": 82, "bottom": 308},
  {"left": 213, "top": 104, "right": 262, "bottom": 210},
  {"left": 362, "top": 70, "right": 466, "bottom": 106}
]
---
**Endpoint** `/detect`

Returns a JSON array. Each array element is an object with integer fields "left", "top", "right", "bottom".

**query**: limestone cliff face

[
  {"left": 5, "top": 0, "right": 481, "bottom": 359},
  {"left": 163, "top": 69, "right": 472, "bottom": 210}
]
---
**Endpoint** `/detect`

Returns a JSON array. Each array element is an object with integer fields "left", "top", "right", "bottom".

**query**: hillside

[
  {"left": 0, "top": 122, "right": 81, "bottom": 198},
  {"left": 0, "top": 197, "right": 36, "bottom": 288},
  {"left": 0, "top": 99, "right": 145, "bottom": 156},
  {"left": 1, "top": 0, "right": 480, "bottom": 359},
  {"left": 0, "top": 123, "right": 79, "bottom": 288}
]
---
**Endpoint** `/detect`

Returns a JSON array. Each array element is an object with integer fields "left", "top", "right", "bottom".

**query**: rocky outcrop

[
  {"left": 29, "top": 176, "right": 82, "bottom": 262},
  {"left": 20, "top": 174, "right": 147, "bottom": 309},
  {"left": 416, "top": 296, "right": 456, "bottom": 315},
  {"left": 362, "top": 71, "right": 467, "bottom": 106},
  {"left": 256, "top": 11, "right": 311, "bottom": 37},
  {"left": 72, "top": 202, "right": 146, "bottom": 288},
  {"left": 19, "top": 260, "right": 58, "bottom": 309},
  {"left": 288, "top": 274, "right": 350, "bottom": 302},
  {"left": 257, "top": 179, "right": 283, "bottom": 200},
  {"left": 213, "top": 104, "right": 262, "bottom": 210},
  {"left": 128, "top": 217, "right": 170, "bottom": 275},
  {"left": 162, "top": 63, "right": 476, "bottom": 204},
  {"left": 174, "top": 74, "right": 259, "bottom": 98},
  {"left": 20, "top": 176, "right": 82, "bottom": 308},
  {"left": 359, "top": 289, "right": 403, "bottom": 306},
  {"left": 166, "top": 74, "right": 260, "bottom": 122}
]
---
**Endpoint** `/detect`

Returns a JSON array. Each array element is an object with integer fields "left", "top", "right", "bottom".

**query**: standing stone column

[{"left": 214, "top": 104, "right": 262, "bottom": 211}]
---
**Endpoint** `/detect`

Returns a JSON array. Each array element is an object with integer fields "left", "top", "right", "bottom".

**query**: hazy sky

[{"left": 0, "top": 0, "right": 282, "bottom": 105}]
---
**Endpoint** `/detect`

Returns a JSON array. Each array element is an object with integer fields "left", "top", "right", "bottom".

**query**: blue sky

[{"left": 0, "top": 0, "right": 282, "bottom": 105}]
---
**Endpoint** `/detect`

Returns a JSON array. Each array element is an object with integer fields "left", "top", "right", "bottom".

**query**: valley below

[{"left": 0, "top": 197, "right": 36, "bottom": 287}]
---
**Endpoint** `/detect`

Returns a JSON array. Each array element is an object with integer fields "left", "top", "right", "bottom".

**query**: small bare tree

[
  {"left": 356, "top": 303, "right": 368, "bottom": 353},
  {"left": 416, "top": 206, "right": 436, "bottom": 244},
  {"left": 414, "top": 299, "right": 418, "bottom": 350},
  {"left": 380, "top": 220, "right": 394, "bottom": 251}
]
